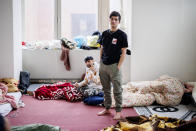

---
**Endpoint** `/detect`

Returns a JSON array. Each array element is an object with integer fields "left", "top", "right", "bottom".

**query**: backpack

[{"left": 18, "top": 71, "right": 30, "bottom": 94}]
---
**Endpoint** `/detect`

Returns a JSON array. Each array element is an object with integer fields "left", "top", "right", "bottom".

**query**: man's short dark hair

[
  {"left": 110, "top": 11, "right": 121, "bottom": 22},
  {"left": 84, "top": 56, "right": 94, "bottom": 63}
]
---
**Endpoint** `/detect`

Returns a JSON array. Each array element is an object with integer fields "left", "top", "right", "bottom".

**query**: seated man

[{"left": 74, "top": 56, "right": 102, "bottom": 98}]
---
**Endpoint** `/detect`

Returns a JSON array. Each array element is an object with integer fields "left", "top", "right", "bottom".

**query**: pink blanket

[{"left": 0, "top": 83, "right": 18, "bottom": 108}]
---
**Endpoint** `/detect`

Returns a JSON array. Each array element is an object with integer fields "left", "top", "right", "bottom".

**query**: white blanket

[{"left": 0, "top": 92, "right": 22, "bottom": 116}]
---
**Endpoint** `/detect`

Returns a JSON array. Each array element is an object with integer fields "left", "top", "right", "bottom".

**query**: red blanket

[{"left": 34, "top": 82, "right": 82, "bottom": 102}]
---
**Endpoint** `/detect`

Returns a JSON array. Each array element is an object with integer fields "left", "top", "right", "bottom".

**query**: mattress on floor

[
  {"left": 27, "top": 84, "right": 45, "bottom": 96},
  {"left": 0, "top": 92, "right": 22, "bottom": 116}
]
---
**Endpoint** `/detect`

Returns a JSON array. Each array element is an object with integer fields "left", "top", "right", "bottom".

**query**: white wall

[
  {"left": 131, "top": 0, "right": 196, "bottom": 81},
  {"left": 0, "top": 0, "right": 22, "bottom": 80},
  {"left": 0, "top": 0, "right": 14, "bottom": 78},
  {"left": 22, "top": 49, "right": 131, "bottom": 84},
  {"left": 13, "top": 0, "right": 22, "bottom": 79}
]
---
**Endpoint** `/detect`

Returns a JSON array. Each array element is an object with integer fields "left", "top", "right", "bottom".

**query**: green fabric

[
  {"left": 11, "top": 124, "right": 60, "bottom": 131},
  {"left": 99, "top": 61, "right": 122, "bottom": 112}
]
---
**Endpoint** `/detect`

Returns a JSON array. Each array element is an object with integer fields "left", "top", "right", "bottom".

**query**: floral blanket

[
  {"left": 34, "top": 82, "right": 82, "bottom": 102},
  {"left": 111, "top": 75, "right": 184, "bottom": 107}
]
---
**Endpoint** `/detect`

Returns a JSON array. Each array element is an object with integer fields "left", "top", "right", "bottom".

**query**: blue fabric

[
  {"left": 83, "top": 96, "right": 104, "bottom": 105},
  {"left": 98, "top": 92, "right": 104, "bottom": 97},
  {"left": 74, "top": 36, "right": 86, "bottom": 48}
]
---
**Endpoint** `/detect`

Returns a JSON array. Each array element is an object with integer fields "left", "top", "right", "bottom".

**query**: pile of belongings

[
  {"left": 22, "top": 40, "right": 62, "bottom": 50},
  {"left": 101, "top": 114, "right": 196, "bottom": 131},
  {"left": 61, "top": 38, "right": 76, "bottom": 49},
  {"left": 74, "top": 31, "right": 102, "bottom": 49}
]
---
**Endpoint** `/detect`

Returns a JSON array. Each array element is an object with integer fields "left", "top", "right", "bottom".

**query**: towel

[{"left": 60, "top": 48, "right": 71, "bottom": 71}]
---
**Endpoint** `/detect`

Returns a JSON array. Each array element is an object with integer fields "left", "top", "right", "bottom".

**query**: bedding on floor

[
  {"left": 102, "top": 115, "right": 196, "bottom": 131},
  {"left": 83, "top": 92, "right": 104, "bottom": 106},
  {"left": 111, "top": 75, "right": 185, "bottom": 107},
  {"left": 11, "top": 124, "right": 60, "bottom": 131},
  {"left": 77, "top": 85, "right": 103, "bottom": 98},
  {"left": 33, "top": 82, "right": 105, "bottom": 105},
  {"left": 0, "top": 92, "right": 22, "bottom": 116},
  {"left": 0, "top": 83, "right": 18, "bottom": 108},
  {"left": 34, "top": 82, "right": 82, "bottom": 102}
]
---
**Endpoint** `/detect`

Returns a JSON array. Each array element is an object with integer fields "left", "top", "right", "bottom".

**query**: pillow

[
  {"left": 0, "top": 78, "right": 19, "bottom": 92},
  {"left": 7, "top": 84, "right": 19, "bottom": 92}
]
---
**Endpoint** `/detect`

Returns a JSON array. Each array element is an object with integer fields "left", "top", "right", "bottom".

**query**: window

[
  {"left": 23, "top": 0, "right": 98, "bottom": 41},
  {"left": 23, "top": 0, "right": 55, "bottom": 41},
  {"left": 61, "top": 0, "right": 98, "bottom": 40}
]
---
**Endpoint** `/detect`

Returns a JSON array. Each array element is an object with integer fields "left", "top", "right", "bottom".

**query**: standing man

[{"left": 97, "top": 11, "right": 128, "bottom": 120}]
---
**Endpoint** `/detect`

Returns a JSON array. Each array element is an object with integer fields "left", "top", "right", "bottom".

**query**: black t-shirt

[{"left": 100, "top": 29, "right": 128, "bottom": 65}]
